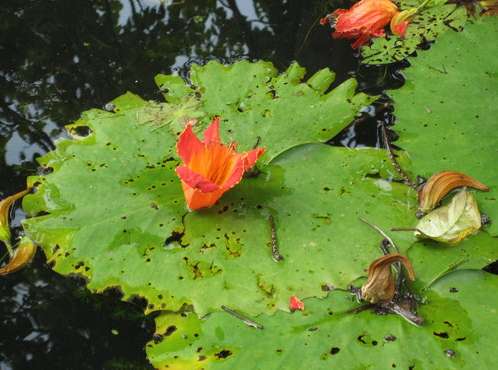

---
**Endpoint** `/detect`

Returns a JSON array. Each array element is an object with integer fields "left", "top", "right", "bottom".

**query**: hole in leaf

[
  {"left": 214, "top": 349, "right": 232, "bottom": 359},
  {"left": 164, "top": 325, "right": 177, "bottom": 336},
  {"left": 433, "top": 331, "right": 449, "bottom": 339},
  {"left": 330, "top": 347, "right": 340, "bottom": 355},
  {"left": 483, "top": 260, "right": 498, "bottom": 275},
  {"left": 72, "top": 125, "right": 92, "bottom": 137},
  {"left": 128, "top": 295, "right": 148, "bottom": 310},
  {"left": 102, "top": 286, "right": 124, "bottom": 300},
  {"left": 164, "top": 230, "right": 186, "bottom": 247},
  {"left": 38, "top": 166, "right": 54, "bottom": 175}
]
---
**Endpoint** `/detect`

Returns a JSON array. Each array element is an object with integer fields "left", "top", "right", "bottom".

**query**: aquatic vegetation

[{"left": 6, "top": 7, "right": 497, "bottom": 370}]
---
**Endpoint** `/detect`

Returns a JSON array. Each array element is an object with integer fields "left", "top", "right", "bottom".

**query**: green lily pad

[
  {"left": 147, "top": 270, "right": 498, "bottom": 370},
  {"left": 20, "top": 60, "right": 406, "bottom": 317},
  {"left": 390, "top": 17, "right": 498, "bottom": 236},
  {"left": 361, "top": 1, "right": 468, "bottom": 65},
  {"left": 155, "top": 61, "right": 376, "bottom": 163},
  {"left": 407, "top": 231, "right": 498, "bottom": 290},
  {"left": 21, "top": 131, "right": 419, "bottom": 317}
]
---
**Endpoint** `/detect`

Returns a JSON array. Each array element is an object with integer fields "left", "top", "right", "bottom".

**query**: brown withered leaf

[
  {"left": 0, "top": 189, "right": 30, "bottom": 251},
  {"left": 361, "top": 253, "right": 415, "bottom": 304},
  {"left": 481, "top": 0, "right": 498, "bottom": 15},
  {"left": 416, "top": 189, "right": 482, "bottom": 244},
  {"left": 0, "top": 238, "right": 37, "bottom": 276},
  {"left": 418, "top": 171, "right": 488, "bottom": 214}
]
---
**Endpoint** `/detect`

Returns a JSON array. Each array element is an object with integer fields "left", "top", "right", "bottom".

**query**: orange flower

[
  {"left": 176, "top": 117, "right": 265, "bottom": 210},
  {"left": 321, "top": 0, "right": 399, "bottom": 48}
]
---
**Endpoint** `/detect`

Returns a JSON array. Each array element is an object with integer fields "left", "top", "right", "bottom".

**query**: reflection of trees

[
  {"left": 0, "top": 1, "right": 400, "bottom": 367},
  {"left": 1, "top": 0, "right": 354, "bottom": 197},
  {"left": 0, "top": 254, "right": 154, "bottom": 370}
]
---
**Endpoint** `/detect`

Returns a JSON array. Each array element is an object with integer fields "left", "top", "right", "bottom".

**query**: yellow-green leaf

[{"left": 415, "top": 190, "right": 481, "bottom": 244}]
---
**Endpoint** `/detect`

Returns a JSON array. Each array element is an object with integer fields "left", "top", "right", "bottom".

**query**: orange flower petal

[
  {"left": 203, "top": 116, "right": 221, "bottom": 144},
  {"left": 177, "top": 124, "right": 204, "bottom": 164},
  {"left": 181, "top": 183, "right": 225, "bottom": 210},
  {"left": 242, "top": 147, "right": 266, "bottom": 170},
  {"left": 221, "top": 157, "right": 245, "bottom": 190},
  {"left": 176, "top": 166, "right": 219, "bottom": 193},
  {"left": 289, "top": 296, "right": 305, "bottom": 312}
]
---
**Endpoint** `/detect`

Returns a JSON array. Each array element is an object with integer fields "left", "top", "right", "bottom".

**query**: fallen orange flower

[
  {"left": 321, "top": 0, "right": 399, "bottom": 48},
  {"left": 289, "top": 295, "right": 304, "bottom": 312},
  {"left": 176, "top": 117, "right": 265, "bottom": 210}
]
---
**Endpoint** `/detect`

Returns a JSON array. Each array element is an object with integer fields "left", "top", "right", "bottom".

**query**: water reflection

[{"left": 0, "top": 0, "right": 401, "bottom": 368}]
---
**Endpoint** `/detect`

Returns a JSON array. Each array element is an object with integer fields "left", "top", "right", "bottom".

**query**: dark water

[{"left": 0, "top": 1, "right": 406, "bottom": 369}]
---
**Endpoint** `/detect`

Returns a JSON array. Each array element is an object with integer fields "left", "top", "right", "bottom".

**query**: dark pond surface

[{"left": 1, "top": 0, "right": 408, "bottom": 369}]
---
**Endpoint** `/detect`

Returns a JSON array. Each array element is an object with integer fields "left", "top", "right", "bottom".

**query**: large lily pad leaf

[
  {"left": 155, "top": 61, "right": 375, "bottom": 163},
  {"left": 147, "top": 270, "right": 498, "bottom": 370},
  {"left": 390, "top": 17, "right": 498, "bottom": 236},
  {"left": 361, "top": 1, "right": 468, "bottom": 65},
  {"left": 22, "top": 127, "right": 419, "bottom": 317}
]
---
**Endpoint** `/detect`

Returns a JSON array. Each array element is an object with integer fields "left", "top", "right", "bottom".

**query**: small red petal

[{"left": 289, "top": 296, "right": 305, "bottom": 312}]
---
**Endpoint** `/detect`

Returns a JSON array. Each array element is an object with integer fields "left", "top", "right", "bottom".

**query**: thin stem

[
  {"left": 423, "top": 258, "right": 467, "bottom": 291},
  {"left": 416, "top": 0, "right": 432, "bottom": 12},
  {"left": 295, "top": 16, "right": 319, "bottom": 57},
  {"left": 380, "top": 123, "right": 418, "bottom": 190},
  {"left": 221, "top": 305, "right": 264, "bottom": 329},
  {"left": 359, "top": 217, "right": 399, "bottom": 253}
]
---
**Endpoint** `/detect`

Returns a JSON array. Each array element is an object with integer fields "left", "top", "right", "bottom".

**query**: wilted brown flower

[{"left": 361, "top": 253, "right": 415, "bottom": 304}]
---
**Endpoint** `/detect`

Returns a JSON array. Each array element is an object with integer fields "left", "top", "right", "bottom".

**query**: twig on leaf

[
  {"left": 221, "top": 305, "right": 264, "bottom": 330},
  {"left": 359, "top": 217, "right": 399, "bottom": 253},
  {"left": 380, "top": 123, "right": 418, "bottom": 190},
  {"left": 268, "top": 215, "right": 284, "bottom": 262},
  {"left": 380, "top": 301, "right": 424, "bottom": 326}
]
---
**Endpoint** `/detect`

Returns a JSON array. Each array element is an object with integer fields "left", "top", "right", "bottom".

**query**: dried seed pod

[
  {"left": 361, "top": 253, "right": 415, "bottom": 304},
  {"left": 0, "top": 238, "right": 37, "bottom": 276},
  {"left": 418, "top": 171, "right": 488, "bottom": 214}
]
